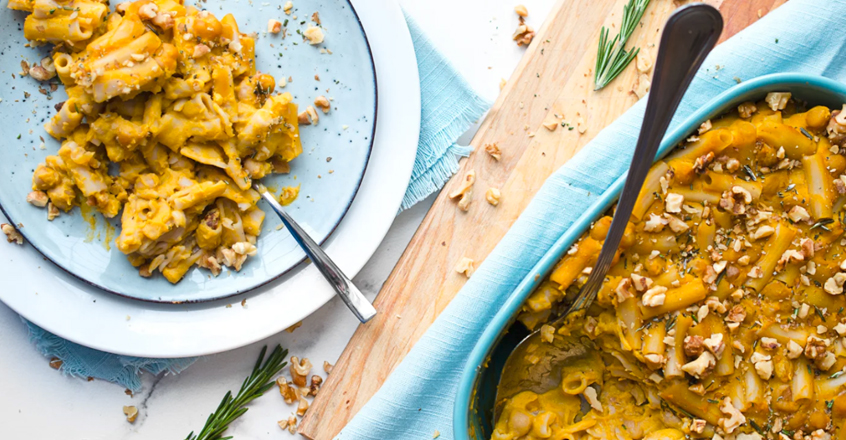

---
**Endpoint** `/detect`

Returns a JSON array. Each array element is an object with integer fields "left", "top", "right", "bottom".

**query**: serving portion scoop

[
  {"left": 493, "top": 3, "right": 723, "bottom": 422},
  {"left": 254, "top": 184, "right": 377, "bottom": 323}
]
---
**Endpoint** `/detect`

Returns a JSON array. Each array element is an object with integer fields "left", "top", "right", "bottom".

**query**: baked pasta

[
  {"left": 11, "top": 0, "right": 303, "bottom": 283},
  {"left": 494, "top": 94, "right": 846, "bottom": 440}
]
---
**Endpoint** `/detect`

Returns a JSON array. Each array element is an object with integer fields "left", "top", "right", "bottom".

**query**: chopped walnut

[
  {"left": 765, "top": 92, "right": 791, "bottom": 111},
  {"left": 29, "top": 63, "right": 55, "bottom": 82},
  {"left": 719, "top": 397, "right": 746, "bottom": 434},
  {"left": 484, "top": 143, "right": 502, "bottom": 161},
  {"left": 485, "top": 188, "right": 501, "bottom": 206},
  {"left": 828, "top": 106, "right": 846, "bottom": 145},
  {"left": 786, "top": 340, "right": 803, "bottom": 359},
  {"left": 737, "top": 101, "right": 757, "bottom": 119},
  {"left": 285, "top": 321, "right": 303, "bottom": 333},
  {"left": 277, "top": 376, "right": 300, "bottom": 404},
  {"left": 151, "top": 11, "right": 175, "bottom": 29},
  {"left": 323, "top": 360, "right": 333, "bottom": 374},
  {"left": 788, "top": 205, "right": 811, "bottom": 223},
  {"left": 753, "top": 356, "right": 773, "bottom": 380},
  {"left": 681, "top": 351, "right": 715, "bottom": 378},
  {"left": 137, "top": 2, "right": 158, "bottom": 19},
  {"left": 636, "top": 48, "right": 652, "bottom": 73},
  {"left": 698, "top": 119, "right": 713, "bottom": 134},
  {"left": 514, "top": 4, "right": 528, "bottom": 17},
  {"left": 309, "top": 375, "right": 323, "bottom": 396},
  {"left": 719, "top": 186, "right": 752, "bottom": 215},
  {"left": 691, "top": 419, "right": 707, "bottom": 434},
  {"left": 192, "top": 43, "right": 211, "bottom": 59},
  {"left": 703, "top": 333, "right": 725, "bottom": 358},
  {"left": 47, "top": 202, "right": 60, "bottom": 221},
  {"left": 632, "top": 73, "right": 650, "bottom": 99},
  {"left": 824, "top": 273, "right": 846, "bottom": 295},
  {"left": 268, "top": 19, "right": 283, "bottom": 34},
  {"left": 641, "top": 285, "right": 667, "bottom": 307},
  {"left": 630, "top": 274, "right": 652, "bottom": 292},
  {"left": 197, "top": 254, "right": 222, "bottom": 276},
  {"left": 749, "top": 225, "right": 775, "bottom": 241},
  {"left": 303, "top": 26, "right": 324, "bottom": 45},
  {"left": 283, "top": 1, "right": 293, "bottom": 14},
  {"left": 27, "top": 190, "right": 48, "bottom": 207},
  {"left": 760, "top": 337, "right": 780, "bottom": 350},
  {"left": 665, "top": 215, "right": 689, "bottom": 234},
  {"left": 455, "top": 257, "right": 475, "bottom": 278},
  {"left": 297, "top": 396, "right": 310, "bottom": 416},
  {"left": 290, "top": 357, "right": 312, "bottom": 387},
  {"left": 693, "top": 152, "right": 714, "bottom": 173},
  {"left": 512, "top": 24, "right": 534, "bottom": 46},
  {"left": 313, "top": 95, "right": 331, "bottom": 113},
  {"left": 664, "top": 193, "right": 684, "bottom": 213},
  {"left": 684, "top": 335, "right": 705, "bottom": 357},
  {"left": 449, "top": 170, "right": 476, "bottom": 212},
  {"left": 297, "top": 105, "right": 320, "bottom": 125},
  {"left": 123, "top": 405, "right": 138, "bottom": 423},
  {"left": 615, "top": 278, "right": 634, "bottom": 303},
  {"left": 643, "top": 213, "right": 669, "bottom": 232},
  {"left": 278, "top": 414, "right": 297, "bottom": 434},
  {"left": 804, "top": 335, "right": 829, "bottom": 361},
  {"left": 2, "top": 223, "right": 23, "bottom": 245}
]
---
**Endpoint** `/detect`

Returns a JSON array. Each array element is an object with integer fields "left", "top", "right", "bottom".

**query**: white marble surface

[{"left": 0, "top": 0, "right": 554, "bottom": 437}]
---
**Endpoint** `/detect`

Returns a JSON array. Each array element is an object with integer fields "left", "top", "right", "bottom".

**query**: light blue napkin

[
  {"left": 20, "top": 14, "right": 488, "bottom": 392},
  {"left": 338, "top": 1, "right": 846, "bottom": 438}
]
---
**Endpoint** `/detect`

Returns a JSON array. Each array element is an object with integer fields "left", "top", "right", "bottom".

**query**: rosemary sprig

[
  {"left": 185, "top": 345, "right": 289, "bottom": 440},
  {"left": 593, "top": 0, "right": 651, "bottom": 90}
]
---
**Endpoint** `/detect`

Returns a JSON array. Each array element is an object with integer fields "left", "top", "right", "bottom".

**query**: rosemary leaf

[
  {"left": 185, "top": 345, "right": 289, "bottom": 440},
  {"left": 594, "top": 0, "right": 651, "bottom": 90}
]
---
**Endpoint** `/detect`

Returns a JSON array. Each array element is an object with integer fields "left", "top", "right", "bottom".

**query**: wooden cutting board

[{"left": 300, "top": 0, "right": 786, "bottom": 438}]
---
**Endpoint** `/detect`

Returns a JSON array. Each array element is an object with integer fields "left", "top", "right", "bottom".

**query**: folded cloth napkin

[
  {"left": 338, "top": 1, "right": 846, "bottom": 438},
  {"left": 21, "top": 14, "right": 488, "bottom": 392}
]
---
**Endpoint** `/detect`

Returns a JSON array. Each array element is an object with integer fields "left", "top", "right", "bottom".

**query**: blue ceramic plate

[
  {"left": 0, "top": 0, "right": 376, "bottom": 303},
  {"left": 453, "top": 73, "right": 846, "bottom": 440}
]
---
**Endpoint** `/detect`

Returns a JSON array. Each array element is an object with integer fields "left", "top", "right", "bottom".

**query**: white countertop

[{"left": 0, "top": 0, "right": 553, "bottom": 437}]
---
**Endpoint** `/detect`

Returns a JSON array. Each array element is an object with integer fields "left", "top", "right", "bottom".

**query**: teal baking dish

[{"left": 453, "top": 73, "right": 846, "bottom": 440}]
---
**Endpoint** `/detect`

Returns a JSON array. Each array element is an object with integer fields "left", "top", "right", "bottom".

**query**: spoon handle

[
  {"left": 566, "top": 4, "right": 723, "bottom": 315},
  {"left": 256, "top": 186, "right": 377, "bottom": 323}
]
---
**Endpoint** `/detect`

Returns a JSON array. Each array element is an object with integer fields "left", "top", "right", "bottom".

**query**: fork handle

[
  {"left": 566, "top": 4, "right": 723, "bottom": 315},
  {"left": 258, "top": 187, "right": 377, "bottom": 323}
]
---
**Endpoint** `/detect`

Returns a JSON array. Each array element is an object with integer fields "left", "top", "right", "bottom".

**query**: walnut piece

[
  {"left": 641, "top": 285, "right": 667, "bottom": 307},
  {"left": 485, "top": 188, "right": 501, "bottom": 206},
  {"left": 304, "top": 26, "right": 324, "bottom": 45},
  {"left": 290, "top": 356, "right": 312, "bottom": 387},
  {"left": 484, "top": 143, "right": 502, "bottom": 161},
  {"left": 323, "top": 360, "right": 333, "bottom": 374},
  {"left": 277, "top": 376, "right": 300, "bottom": 404},
  {"left": 309, "top": 375, "right": 323, "bottom": 396},
  {"left": 268, "top": 19, "right": 283, "bottom": 34},
  {"left": 681, "top": 351, "right": 715, "bottom": 378},
  {"left": 2, "top": 223, "right": 23, "bottom": 245},
  {"left": 313, "top": 95, "right": 331, "bottom": 113},
  {"left": 737, "top": 101, "right": 757, "bottom": 119},
  {"left": 455, "top": 257, "right": 475, "bottom": 278},
  {"left": 719, "top": 397, "right": 746, "bottom": 434},
  {"left": 683, "top": 335, "right": 705, "bottom": 357},
  {"left": 765, "top": 92, "right": 791, "bottom": 111},
  {"left": 123, "top": 405, "right": 138, "bottom": 423},
  {"left": 514, "top": 5, "right": 528, "bottom": 17},
  {"left": 512, "top": 24, "right": 534, "bottom": 46}
]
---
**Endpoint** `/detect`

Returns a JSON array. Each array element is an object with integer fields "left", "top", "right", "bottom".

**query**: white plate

[{"left": 0, "top": 0, "right": 420, "bottom": 358}]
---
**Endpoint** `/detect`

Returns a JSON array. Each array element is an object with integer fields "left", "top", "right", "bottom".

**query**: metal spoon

[
  {"left": 255, "top": 184, "right": 377, "bottom": 323},
  {"left": 493, "top": 3, "right": 723, "bottom": 420}
]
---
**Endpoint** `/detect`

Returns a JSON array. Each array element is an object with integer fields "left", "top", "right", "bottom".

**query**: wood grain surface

[{"left": 300, "top": 0, "right": 786, "bottom": 438}]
